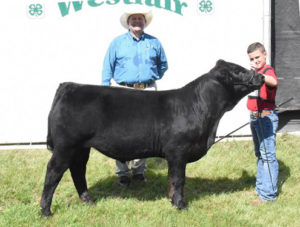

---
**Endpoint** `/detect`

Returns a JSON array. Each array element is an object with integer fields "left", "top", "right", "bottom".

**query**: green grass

[{"left": 0, "top": 133, "right": 299, "bottom": 226}]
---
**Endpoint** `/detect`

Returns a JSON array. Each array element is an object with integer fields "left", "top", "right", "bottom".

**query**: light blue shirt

[{"left": 102, "top": 32, "right": 168, "bottom": 86}]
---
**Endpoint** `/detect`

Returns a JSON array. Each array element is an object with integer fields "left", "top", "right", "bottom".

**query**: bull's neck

[{"left": 195, "top": 79, "right": 234, "bottom": 119}]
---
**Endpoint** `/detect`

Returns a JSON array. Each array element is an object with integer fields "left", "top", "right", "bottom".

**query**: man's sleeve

[
  {"left": 156, "top": 41, "right": 168, "bottom": 78},
  {"left": 101, "top": 42, "right": 116, "bottom": 86}
]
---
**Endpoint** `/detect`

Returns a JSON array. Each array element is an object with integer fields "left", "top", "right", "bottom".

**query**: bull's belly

[
  {"left": 185, "top": 143, "right": 209, "bottom": 163},
  {"left": 92, "top": 144, "right": 163, "bottom": 162},
  {"left": 186, "top": 151, "right": 207, "bottom": 163},
  {"left": 90, "top": 135, "right": 209, "bottom": 163}
]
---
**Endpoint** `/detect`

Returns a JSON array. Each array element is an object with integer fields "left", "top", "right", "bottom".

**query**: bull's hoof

[
  {"left": 41, "top": 208, "right": 53, "bottom": 217},
  {"left": 172, "top": 199, "right": 188, "bottom": 210},
  {"left": 80, "top": 191, "right": 94, "bottom": 204},
  {"left": 177, "top": 201, "right": 188, "bottom": 211},
  {"left": 82, "top": 199, "right": 95, "bottom": 205}
]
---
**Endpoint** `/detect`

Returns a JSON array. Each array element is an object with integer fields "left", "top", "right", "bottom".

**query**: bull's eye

[{"left": 235, "top": 70, "right": 241, "bottom": 76}]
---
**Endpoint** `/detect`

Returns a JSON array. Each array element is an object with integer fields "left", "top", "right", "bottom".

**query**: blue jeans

[
  {"left": 250, "top": 110, "right": 279, "bottom": 201},
  {"left": 116, "top": 159, "right": 146, "bottom": 177}
]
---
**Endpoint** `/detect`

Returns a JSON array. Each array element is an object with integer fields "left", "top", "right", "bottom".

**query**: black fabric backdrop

[{"left": 272, "top": 0, "right": 300, "bottom": 110}]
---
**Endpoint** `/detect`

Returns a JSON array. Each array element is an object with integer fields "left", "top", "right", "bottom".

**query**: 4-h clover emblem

[
  {"left": 28, "top": 3, "right": 44, "bottom": 18},
  {"left": 197, "top": 0, "right": 214, "bottom": 15}
]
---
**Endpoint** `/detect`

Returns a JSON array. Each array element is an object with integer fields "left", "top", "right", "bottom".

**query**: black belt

[{"left": 118, "top": 81, "right": 154, "bottom": 89}]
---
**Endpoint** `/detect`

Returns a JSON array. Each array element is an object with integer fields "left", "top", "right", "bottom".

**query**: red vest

[{"left": 247, "top": 65, "right": 277, "bottom": 111}]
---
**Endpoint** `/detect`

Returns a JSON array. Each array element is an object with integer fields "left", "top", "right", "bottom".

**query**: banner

[{"left": 0, "top": 0, "right": 266, "bottom": 143}]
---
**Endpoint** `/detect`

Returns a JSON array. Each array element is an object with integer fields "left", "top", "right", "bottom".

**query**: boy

[{"left": 247, "top": 42, "right": 279, "bottom": 204}]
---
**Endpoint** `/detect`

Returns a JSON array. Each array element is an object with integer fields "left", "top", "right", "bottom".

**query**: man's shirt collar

[{"left": 127, "top": 31, "right": 145, "bottom": 41}]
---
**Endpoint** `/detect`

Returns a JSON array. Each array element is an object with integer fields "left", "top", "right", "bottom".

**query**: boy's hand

[{"left": 250, "top": 61, "right": 257, "bottom": 71}]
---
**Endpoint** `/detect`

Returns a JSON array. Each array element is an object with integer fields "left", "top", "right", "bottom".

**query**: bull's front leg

[{"left": 167, "top": 159, "right": 187, "bottom": 210}]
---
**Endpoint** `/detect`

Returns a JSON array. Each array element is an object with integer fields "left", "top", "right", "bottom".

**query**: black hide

[{"left": 40, "top": 60, "right": 264, "bottom": 216}]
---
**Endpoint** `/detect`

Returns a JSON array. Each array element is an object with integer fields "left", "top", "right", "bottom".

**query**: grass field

[{"left": 0, "top": 133, "right": 299, "bottom": 226}]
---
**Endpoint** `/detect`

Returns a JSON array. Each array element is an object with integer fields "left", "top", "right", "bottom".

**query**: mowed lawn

[{"left": 0, "top": 134, "right": 299, "bottom": 226}]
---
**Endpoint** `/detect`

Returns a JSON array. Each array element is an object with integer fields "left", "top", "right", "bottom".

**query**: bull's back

[{"left": 46, "top": 82, "right": 172, "bottom": 151}]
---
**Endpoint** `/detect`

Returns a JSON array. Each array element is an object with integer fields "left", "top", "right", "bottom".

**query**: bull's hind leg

[
  {"left": 69, "top": 148, "right": 93, "bottom": 204},
  {"left": 40, "top": 152, "right": 71, "bottom": 217},
  {"left": 167, "top": 159, "right": 187, "bottom": 210}
]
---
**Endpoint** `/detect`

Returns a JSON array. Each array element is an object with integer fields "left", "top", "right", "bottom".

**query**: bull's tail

[
  {"left": 46, "top": 82, "right": 71, "bottom": 152},
  {"left": 47, "top": 124, "right": 54, "bottom": 152}
]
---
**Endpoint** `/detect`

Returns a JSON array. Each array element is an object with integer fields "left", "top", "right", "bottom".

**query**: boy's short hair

[{"left": 247, "top": 42, "right": 266, "bottom": 54}]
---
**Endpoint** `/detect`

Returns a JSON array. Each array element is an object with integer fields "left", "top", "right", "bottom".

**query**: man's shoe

[
  {"left": 118, "top": 176, "right": 130, "bottom": 186},
  {"left": 132, "top": 174, "right": 147, "bottom": 182}
]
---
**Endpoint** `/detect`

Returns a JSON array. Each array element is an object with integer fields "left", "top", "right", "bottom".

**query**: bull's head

[{"left": 213, "top": 60, "right": 265, "bottom": 98}]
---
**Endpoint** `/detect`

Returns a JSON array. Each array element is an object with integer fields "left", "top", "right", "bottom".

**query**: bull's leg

[
  {"left": 69, "top": 148, "right": 93, "bottom": 204},
  {"left": 40, "top": 152, "right": 70, "bottom": 217},
  {"left": 167, "top": 160, "right": 187, "bottom": 210},
  {"left": 168, "top": 178, "right": 175, "bottom": 200}
]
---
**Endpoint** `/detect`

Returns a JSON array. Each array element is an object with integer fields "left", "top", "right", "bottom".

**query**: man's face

[
  {"left": 248, "top": 49, "right": 267, "bottom": 71},
  {"left": 127, "top": 14, "right": 146, "bottom": 33}
]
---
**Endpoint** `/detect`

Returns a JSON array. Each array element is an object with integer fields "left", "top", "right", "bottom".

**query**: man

[
  {"left": 101, "top": 9, "right": 168, "bottom": 186},
  {"left": 247, "top": 42, "right": 279, "bottom": 204}
]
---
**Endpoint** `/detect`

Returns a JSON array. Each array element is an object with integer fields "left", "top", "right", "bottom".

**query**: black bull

[{"left": 40, "top": 60, "right": 264, "bottom": 216}]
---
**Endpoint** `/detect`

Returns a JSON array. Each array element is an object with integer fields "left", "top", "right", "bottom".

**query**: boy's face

[{"left": 248, "top": 49, "right": 267, "bottom": 71}]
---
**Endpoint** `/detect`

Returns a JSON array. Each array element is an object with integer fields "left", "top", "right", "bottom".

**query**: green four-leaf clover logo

[
  {"left": 199, "top": 0, "right": 213, "bottom": 14},
  {"left": 29, "top": 4, "right": 43, "bottom": 17}
]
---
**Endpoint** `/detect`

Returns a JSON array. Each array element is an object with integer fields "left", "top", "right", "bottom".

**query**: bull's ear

[{"left": 216, "top": 59, "right": 226, "bottom": 66}]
